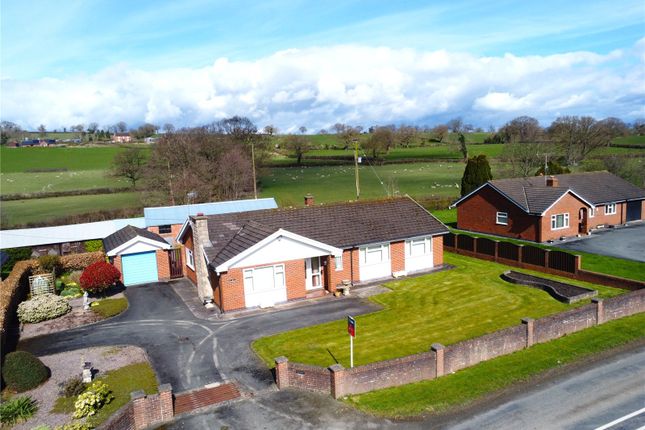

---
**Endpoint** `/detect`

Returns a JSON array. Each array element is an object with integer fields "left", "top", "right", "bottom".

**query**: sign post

[{"left": 347, "top": 315, "right": 356, "bottom": 368}]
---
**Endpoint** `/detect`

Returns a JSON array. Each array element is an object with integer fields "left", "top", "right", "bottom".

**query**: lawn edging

[{"left": 273, "top": 289, "right": 644, "bottom": 399}]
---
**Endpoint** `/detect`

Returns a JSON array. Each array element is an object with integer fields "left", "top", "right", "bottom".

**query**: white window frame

[
  {"left": 185, "top": 248, "right": 195, "bottom": 270},
  {"left": 589, "top": 207, "right": 595, "bottom": 218},
  {"left": 605, "top": 203, "right": 617, "bottom": 215},
  {"left": 243, "top": 264, "right": 285, "bottom": 292},
  {"left": 360, "top": 243, "right": 390, "bottom": 265},
  {"left": 496, "top": 211, "right": 508, "bottom": 225},
  {"left": 550, "top": 213, "right": 570, "bottom": 230},
  {"left": 335, "top": 254, "right": 343, "bottom": 271},
  {"left": 406, "top": 236, "right": 432, "bottom": 257}
]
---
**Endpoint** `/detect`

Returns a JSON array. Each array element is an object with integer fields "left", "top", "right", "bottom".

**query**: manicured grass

[
  {"left": 1, "top": 192, "right": 142, "bottom": 227},
  {"left": 91, "top": 297, "right": 129, "bottom": 318},
  {"left": 87, "top": 362, "right": 157, "bottom": 427},
  {"left": 1, "top": 170, "right": 130, "bottom": 195},
  {"left": 0, "top": 146, "right": 143, "bottom": 173},
  {"left": 253, "top": 253, "right": 622, "bottom": 368},
  {"left": 430, "top": 208, "right": 645, "bottom": 282},
  {"left": 347, "top": 312, "right": 645, "bottom": 417},
  {"left": 51, "top": 395, "right": 76, "bottom": 414}
]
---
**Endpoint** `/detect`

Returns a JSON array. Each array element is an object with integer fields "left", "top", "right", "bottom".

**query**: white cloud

[{"left": 1, "top": 43, "right": 643, "bottom": 131}]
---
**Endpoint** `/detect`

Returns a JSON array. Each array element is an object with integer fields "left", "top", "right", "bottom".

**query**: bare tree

[
  {"left": 38, "top": 124, "right": 47, "bottom": 139},
  {"left": 216, "top": 146, "right": 254, "bottom": 199},
  {"left": 499, "top": 116, "right": 542, "bottom": 143},
  {"left": 1, "top": 121, "right": 23, "bottom": 145},
  {"left": 548, "top": 116, "right": 613, "bottom": 165},
  {"left": 597, "top": 117, "right": 628, "bottom": 144},
  {"left": 447, "top": 117, "right": 463, "bottom": 133},
  {"left": 396, "top": 125, "right": 418, "bottom": 148},
  {"left": 132, "top": 123, "right": 159, "bottom": 139},
  {"left": 163, "top": 123, "right": 175, "bottom": 133},
  {"left": 633, "top": 118, "right": 645, "bottom": 136},
  {"left": 298, "top": 126, "right": 307, "bottom": 134},
  {"left": 263, "top": 125, "right": 277, "bottom": 136},
  {"left": 319, "top": 128, "right": 328, "bottom": 135},
  {"left": 112, "top": 147, "right": 147, "bottom": 188},
  {"left": 502, "top": 142, "right": 545, "bottom": 177},
  {"left": 284, "top": 134, "right": 311, "bottom": 165},
  {"left": 115, "top": 121, "right": 128, "bottom": 133},
  {"left": 70, "top": 124, "right": 85, "bottom": 141},
  {"left": 431, "top": 124, "right": 449, "bottom": 142},
  {"left": 364, "top": 127, "right": 394, "bottom": 158}
]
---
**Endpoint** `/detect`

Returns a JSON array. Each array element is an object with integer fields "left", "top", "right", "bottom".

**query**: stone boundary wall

[
  {"left": 444, "top": 233, "right": 645, "bottom": 291},
  {"left": 275, "top": 289, "right": 644, "bottom": 398}
]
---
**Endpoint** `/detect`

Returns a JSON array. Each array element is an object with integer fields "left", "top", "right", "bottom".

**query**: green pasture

[
  {"left": 1, "top": 170, "right": 130, "bottom": 194},
  {"left": 305, "top": 144, "right": 503, "bottom": 160},
  {"left": 253, "top": 253, "right": 622, "bottom": 368},
  {"left": 1, "top": 192, "right": 142, "bottom": 227},
  {"left": 612, "top": 135, "right": 645, "bottom": 147}
]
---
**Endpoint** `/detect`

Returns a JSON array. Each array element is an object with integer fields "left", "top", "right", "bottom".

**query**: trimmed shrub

[
  {"left": 60, "top": 252, "right": 105, "bottom": 271},
  {"left": 0, "top": 247, "right": 32, "bottom": 280},
  {"left": 0, "top": 395, "right": 38, "bottom": 425},
  {"left": 83, "top": 240, "right": 104, "bottom": 253},
  {"left": 2, "top": 351, "right": 49, "bottom": 392},
  {"left": 37, "top": 255, "right": 62, "bottom": 274},
  {"left": 73, "top": 380, "right": 113, "bottom": 418},
  {"left": 17, "top": 293, "right": 71, "bottom": 323},
  {"left": 80, "top": 262, "right": 121, "bottom": 294},
  {"left": 59, "top": 377, "right": 87, "bottom": 398}
]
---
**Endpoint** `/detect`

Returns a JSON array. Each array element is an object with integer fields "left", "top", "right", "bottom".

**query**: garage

[
  {"left": 122, "top": 251, "right": 159, "bottom": 286},
  {"left": 103, "top": 225, "right": 171, "bottom": 286},
  {"left": 405, "top": 236, "right": 434, "bottom": 273},
  {"left": 359, "top": 243, "right": 391, "bottom": 281},
  {"left": 626, "top": 200, "right": 642, "bottom": 222},
  {"left": 243, "top": 264, "right": 287, "bottom": 308}
]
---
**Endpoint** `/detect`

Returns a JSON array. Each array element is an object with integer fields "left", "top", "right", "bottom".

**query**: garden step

[{"left": 173, "top": 383, "right": 241, "bottom": 414}]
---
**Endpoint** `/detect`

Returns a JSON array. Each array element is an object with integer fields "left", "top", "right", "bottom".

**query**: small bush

[
  {"left": 73, "top": 381, "right": 113, "bottom": 418},
  {"left": 84, "top": 240, "right": 104, "bottom": 253},
  {"left": 60, "top": 285, "right": 83, "bottom": 299},
  {"left": 2, "top": 351, "right": 49, "bottom": 392},
  {"left": 59, "top": 377, "right": 87, "bottom": 398},
  {"left": 17, "top": 293, "right": 71, "bottom": 323},
  {"left": 80, "top": 262, "right": 121, "bottom": 294},
  {"left": 0, "top": 395, "right": 38, "bottom": 425},
  {"left": 38, "top": 255, "right": 62, "bottom": 274}
]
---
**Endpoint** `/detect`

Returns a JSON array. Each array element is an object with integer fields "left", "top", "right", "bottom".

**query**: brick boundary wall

[
  {"left": 98, "top": 384, "right": 173, "bottom": 430},
  {"left": 444, "top": 233, "right": 645, "bottom": 291},
  {"left": 275, "top": 289, "right": 644, "bottom": 398}
]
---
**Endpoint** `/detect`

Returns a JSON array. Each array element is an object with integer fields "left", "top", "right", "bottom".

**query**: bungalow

[
  {"left": 177, "top": 196, "right": 449, "bottom": 312},
  {"left": 451, "top": 172, "right": 645, "bottom": 243}
]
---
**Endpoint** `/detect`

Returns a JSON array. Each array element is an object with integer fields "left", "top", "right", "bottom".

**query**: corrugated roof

[
  {"left": 203, "top": 197, "right": 449, "bottom": 269},
  {"left": 0, "top": 217, "right": 146, "bottom": 250},
  {"left": 103, "top": 225, "right": 168, "bottom": 253},
  {"left": 144, "top": 198, "right": 278, "bottom": 226}
]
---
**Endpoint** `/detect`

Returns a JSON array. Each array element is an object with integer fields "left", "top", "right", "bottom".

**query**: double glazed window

[
  {"left": 185, "top": 248, "right": 195, "bottom": 270},
  {"left": 407, "top": 237, "right": 431, "bottom": 257},
  {"left": 360, "top": 243, "right": 390, "bottom": 265},
  {"left": 158, "top": 225, "right": 172, "bottom": 234},
  {"left": 605, "top": 203, "right": 617, "bottom": 215},
  {"left": 496, "top": 212, "right": 508, "bottom": 225},
  {"left": 335, "top": 254, "right": 343, "bottom": 271},
  {"left": 550, "top": 213, "right": 569, "bottom": 230}
]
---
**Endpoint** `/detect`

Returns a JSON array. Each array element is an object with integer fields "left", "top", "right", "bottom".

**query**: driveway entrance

[{"left": 553, "top": 223, "right": 645, "bottom": 262}]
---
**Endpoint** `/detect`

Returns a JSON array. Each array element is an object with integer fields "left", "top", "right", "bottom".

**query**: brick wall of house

[
  {"left": 183, "top": 228, "right": 197, "bottom": 285},
  {"left": 285, "top": 259, "right": 307, "bottom": 300},
  {"left": 209, "top": 271, "right": 222, "bottom": 308},
  {"left": 327, "top": 248, "right": 360, "bottom": 291},
  {"left": 433, "top": 235, "right": 444, "bottom": 266},
  {"left": 391, "top": 241, "right": 405, "bottom": 272},
  {"left": 155, "top": 250, "right": 170, "bottom": 280},
  {"left": 539, "top": 192, "right": 589, "bottom": 242},
  {"left": 147, "top": 224, "right": 183, "bottom": 241},
  {"left": 113, "top": 256, "right": 124, "bottom": 282},
  {"left": 457, "top": 186, "right": 539, "bottom": 241},
  {"left": 588, "top": 202, "right": 626, "bottom": 228}
]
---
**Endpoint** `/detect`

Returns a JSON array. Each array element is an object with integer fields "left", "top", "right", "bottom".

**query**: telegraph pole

[
  {"left": 251, "top": 140, "right": 257, "bottom": 199},
  {"left": 353, "top": 138, "right": 360, "bottom": 200}
]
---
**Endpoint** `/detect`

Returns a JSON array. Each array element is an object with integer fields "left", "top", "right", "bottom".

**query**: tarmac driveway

[
  {"left": 17, "top": 280, "right": 380, "bottom": 393},
  {"left": 552, "top": 223, "right": 645, "bottom": 263}
]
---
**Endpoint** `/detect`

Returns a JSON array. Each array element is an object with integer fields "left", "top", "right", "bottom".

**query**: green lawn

[
  {"left": 0, "top": 146, "right": 147, "bottom": 173},
  {"left": 91, "top": 297, "right": 129, "bottom": 318},
  {"left": 347, "top": 312, "right": 645, "bottom": 417},
  {"left": 1, "top": 192, "right": 142, "bottom": 227},
  {"left": 1, "top": 170, "right": 130, "bottom": 195},
  {"left": 612, "top": 135, "right": 645, "bottom": 147},
  {"left": 305, "top": 144, "right": 503, "bottom": 161},
  {"left": 430, "top": 209, "right": 645, "bottom": 282},
  {"left": 253, "top": 253, "right": 623, "bottom": 368}
]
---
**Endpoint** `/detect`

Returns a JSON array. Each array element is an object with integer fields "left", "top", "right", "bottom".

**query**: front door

[
  {"left": 578, "top": 208, "right": 588, "bottom": 234},
  {"left": 305, "top": 257, "right": 323, "bottom": 290}
]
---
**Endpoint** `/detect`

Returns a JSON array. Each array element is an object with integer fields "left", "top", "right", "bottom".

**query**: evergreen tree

[{"left": 460, "top": 155, "right": 492, "bottom": 196}]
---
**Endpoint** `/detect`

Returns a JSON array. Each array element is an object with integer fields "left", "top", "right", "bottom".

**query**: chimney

[
  {"left": 546, "top": 176, "right": 558, "bottom": 187},
  {"left": 304, "top": 194, "right": 314, "bottom": 207}
]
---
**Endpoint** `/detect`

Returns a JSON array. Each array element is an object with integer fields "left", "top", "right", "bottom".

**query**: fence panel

[
  {"left": 548, "top": 250, "right": 577, "bottom": 273},
  {"left": 457, "top": 235, "right": 475, "bottom": 252},
  {"left": 497, "top": 242, "right": 520, "bottom": 261},
  {"left": 522, "top": 245, "right": 546, "bottom": 267},
  {"left": 475, "top": 238, "right": 496, "bottom": 256},
  {"left": 444, "top": 232, "right": 456, "bottom": 248}
]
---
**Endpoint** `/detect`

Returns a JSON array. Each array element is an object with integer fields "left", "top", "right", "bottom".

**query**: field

[
  {"left": 253, "top": 253, "right": 622, "bottom": 368},
  {"left": 0, "top": 146, "right": 134, "bottom": 172},
  {"left": 1, "top": 192, "right": 141, "bottom": 226},
  {"left": 1, "top": 170, "right": 129, "bottom": 194}
]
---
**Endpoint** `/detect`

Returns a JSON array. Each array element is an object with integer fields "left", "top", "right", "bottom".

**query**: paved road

[
  {"left": 446, "top": 346, "right": 645, "bottom": 430},
  {"left": 553, "top": 223, "right": 645, "bottom": 262}
]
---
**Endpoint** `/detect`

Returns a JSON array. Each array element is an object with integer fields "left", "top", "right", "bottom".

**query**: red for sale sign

[{"left": 347, "top": 315, "right": 356, "bottom": 337}]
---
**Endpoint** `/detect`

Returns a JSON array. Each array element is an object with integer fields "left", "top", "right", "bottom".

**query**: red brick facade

[
  {"left": 433, "top": 235, "right": 444, "bottom": 266},
  {"left": 391, "top": 241, "right": 405, "bottom": 272},
  {"left": 155, "top": 250, "right": 170, "bottom": 280}
]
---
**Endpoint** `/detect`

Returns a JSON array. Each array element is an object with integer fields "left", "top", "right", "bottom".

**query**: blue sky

[{"left": 1, "top": 0, "right": 644, "bottom": 130}]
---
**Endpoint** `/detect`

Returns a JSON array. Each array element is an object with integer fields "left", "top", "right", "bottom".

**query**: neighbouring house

[
  {"left": 451, "top": 172, "right": 645, "bottom": 243},
  {"left": 112, "top": 133, "right": 132, "bottom": 143},
  {"left": 177, "top": 196, "right": 449, "bottom": 312}
]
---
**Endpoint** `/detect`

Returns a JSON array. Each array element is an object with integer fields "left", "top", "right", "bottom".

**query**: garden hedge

[{"left": 2, "top": 351, "right": 49, "bottom": 392}]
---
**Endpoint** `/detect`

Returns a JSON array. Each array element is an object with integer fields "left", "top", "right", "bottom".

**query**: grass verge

[
  {"left": 253, "top": 253, "right": 622, "bottom": 368},
  {"left": 346, "top": 312, "right": 645, "bottom": 417},
  {"left": 91, "top": 297, "right": 129, "bottom": 318}
]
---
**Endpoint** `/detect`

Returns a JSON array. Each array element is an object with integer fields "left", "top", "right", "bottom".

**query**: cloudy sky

[{"left": 1, "top": 0, "right": 644, "bottom": 132}]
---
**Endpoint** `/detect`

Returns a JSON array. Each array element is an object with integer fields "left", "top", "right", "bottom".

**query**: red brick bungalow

[
  {"left": 451, "top": 172, "right": 645, "bottom": 243},
  {"left": 177, "top": 197, "right": 449, "bottom": 312}
]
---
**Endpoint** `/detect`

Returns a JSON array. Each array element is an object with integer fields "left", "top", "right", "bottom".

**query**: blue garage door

[{"left": 122, "top": 251, "right": 158, "bottom": 286}]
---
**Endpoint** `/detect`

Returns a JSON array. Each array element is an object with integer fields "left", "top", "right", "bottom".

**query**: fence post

[
  {"left": 431, "top": 343, "right": 445, "bottom": 377},
  {"left": 544, "top": 249, "right": 551, "bottom": 269},
  {"left": 574, "top": 255, "right": 581, "bottom": 274},
  {"left": 521, "top": 318, "right": 534, "bottom": 348},
  {"left": 453, "top": 233, "right": 459, "bottom": 250},
  {"left": 493, "top": 240, "right": 499, "bottom": 262},
  {"left": 130, "top": 390, "right": 148, "bottom": 430},
  {"left": 518, "top": 244, "right": 524, "bottom": 264},
  {"left": 158, "top": 383, "right": 174, "bottom": 422},
  {"left": 329, "top": 364, "right": 346, "bottom": 399},
  {"left": 473, "top": 237, "right": 478, "bottom": 254},
  {"left": 275, "top": 357, "right": 289, "bottom": 389},
  {"left": 592, "top": 298, "right": 605, "bottom": 325}
]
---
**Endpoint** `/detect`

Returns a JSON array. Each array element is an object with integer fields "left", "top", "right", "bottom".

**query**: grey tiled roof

[
  {"left": 203, "top": 197, "right": 449, "bottom": 269},
  {"left": 485, "top": 172, "right": 645, "bottom": 214},
  {"left": 103, "top": 225, "right": 167, "bottom": 253}
]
